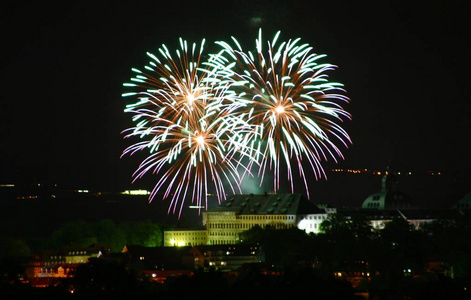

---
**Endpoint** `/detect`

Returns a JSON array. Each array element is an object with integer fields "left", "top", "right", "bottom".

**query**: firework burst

[
  {"left": 122, "top": 38, "right": 254, "bottom": 216},
  {"left": 122, "top": 31, "right": 352, "bottom": 216},
  {"left": 210, "top": 29, "right": 352, "bottom": 198}
]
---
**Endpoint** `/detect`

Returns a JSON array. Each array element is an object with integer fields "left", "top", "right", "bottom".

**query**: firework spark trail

[
  {"left": 122, "top": 39, "right": 255, "bottom": 217},
  {"left": 211, "top": 29, "right": 352, "bottom": 198},
  {"left": 122, "top": 31, "right": 351, "bottom": 216}
]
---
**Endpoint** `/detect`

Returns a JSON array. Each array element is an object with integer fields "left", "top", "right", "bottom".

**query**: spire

[{"left": 381, "top": 166, "right": 390, "bottom": 192}]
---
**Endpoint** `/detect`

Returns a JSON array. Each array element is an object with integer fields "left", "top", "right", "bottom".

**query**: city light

[{"left": 121, "top": 189, "right": 151, "bottom": 195}]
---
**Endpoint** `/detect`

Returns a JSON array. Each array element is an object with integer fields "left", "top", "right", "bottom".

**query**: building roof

[
  {"left": 191, "top": 244, "right": 260, "bottom": 256},
  {"left": 207, "top": 193, "right": 323, "bottom": 215},
  {"left": 122, "top": 245, "right": 192, "bottom": 258},
  {"left": 122, "top": 245, "right": 193, "bottom": 269},
  {"left": 361, "top": 171, "right": 416, "bottom": 210},
  {"left": 454, "top": 191, "right": 471, "bottom": 210},
  {"left": 59, "top": 243, "right": 109, "bottom": 256},
  {"left": 164, "top": 226, "right": 206, "bottom": 231}
]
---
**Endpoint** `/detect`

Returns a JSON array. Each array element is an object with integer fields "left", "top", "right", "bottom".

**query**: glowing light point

[
  {"left": 186, "top": 94, "right": 195, "bottom": 103},
  {"left": 275, "top": 105, "right": 285, "bottom": 114},
  {"left": 196, "top": 135, "right": 205, "bottom": 146}
]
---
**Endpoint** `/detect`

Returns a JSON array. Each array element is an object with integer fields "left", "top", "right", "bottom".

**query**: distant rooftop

[{"left": 207, "top": 193, "right": 323, "bottom": 215}]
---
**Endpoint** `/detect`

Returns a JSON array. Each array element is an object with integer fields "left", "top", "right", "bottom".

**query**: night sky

[{"left": 1, "top": 0, "right": 470, "bottom": 196}]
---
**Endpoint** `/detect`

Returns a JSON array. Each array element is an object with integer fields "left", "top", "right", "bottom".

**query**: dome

[
  {"left": 361, "top": 168, "right": 415, "bottom": 210},
  {"left": 453, "top": 191, "right": 471, "bottom": 210}
]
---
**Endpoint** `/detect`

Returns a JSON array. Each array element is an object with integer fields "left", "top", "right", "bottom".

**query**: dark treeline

[
  {"left": 0, "top": 219, "right": 163, "bottom": 259},
  {"left": 240, "top": 212, "right": 471, "bottom": 299}
]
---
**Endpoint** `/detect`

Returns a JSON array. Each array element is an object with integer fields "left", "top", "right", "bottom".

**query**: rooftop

[{"left": 207, "top": 193, "right": 324, "bottom": 215}]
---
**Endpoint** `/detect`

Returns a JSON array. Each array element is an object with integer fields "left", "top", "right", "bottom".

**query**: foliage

[
  {"left": 72, "top": 258, "right": 138, "bottom": 298},
  {"left": 239, "top": 212, "right": 471, "bottom": 295},
  {"left": 26, "top": 219, "right": 163, "bottom": 254},
  {"left": 420, "top": 212, "right": 471, "bottom": 280},
  {"left": 240, "top": 225, "right": 316, "bottom": 268},
  {"left": 50, "top": 220, "right": 97, "bottom": 250},
  {"left": 120, "top": 220, "right": 162, "bottom": 247},
  {"left": 0, "top": 237, "right": 31, "bottom": 261},
  {"left": 92, "top": 219, "right": 126, "bottom": 252}
]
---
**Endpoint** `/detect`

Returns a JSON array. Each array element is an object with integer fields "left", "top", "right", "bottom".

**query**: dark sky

[{"left": 1, "top": 0, "right": 470, "bottom": 193}]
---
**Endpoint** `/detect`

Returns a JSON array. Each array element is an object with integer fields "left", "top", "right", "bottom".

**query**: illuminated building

[
  {"left": 202, "top": 193, "right": 329, "bottom": 245},
  {"left": 163, "top": 228, "right": 208, "bottom": 247},
  {"left": 120, "top": 244, "right": 263, "bottom": 281},
  {"left": 357, "top": 169, "right": 448, "bottom": 230},
  {"left": 190, "top": 244, "right": 264, "bottom": 271},
  {"left": 164, "top": 167, "right": 468, "bottom": 246},
  {"left": 24, "top": 244, "right": 104, "bottom": 287},
  {"left": 361, "top": 170, "right": 415, "bottom": 210},
  {"left": 454, "top": 191, "right": 471, "bottom": 210},
  {"left": 163, "top": 194, "right": 331, "bottom": 246}
]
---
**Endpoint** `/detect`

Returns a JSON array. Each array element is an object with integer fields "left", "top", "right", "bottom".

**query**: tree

[
  {"left": 421, "top": 213, "right": 471, "bottom": 281},
  {"left": 50, "top": 220, "right": 97, "bottom": 250},
  {"left": 72, "top": 258, "right": 137, "bottom": 298},
  {"left": 0, "top": 237, "right": 31, "bottom": 259},
  {"left": 92, "top": 219, "right": 126, "bottom": 252},
  {"left": 317, "top": 213, "right": 378, "bottom": 275},
  {"left": 121, "top": 220, "right": 162, "bottom": 247},
  {"left": 240, "top": 225, "right": 316, "bottom": 268},
  {"left": 320, "top": 213, "right": 376, "bottom": 242}
]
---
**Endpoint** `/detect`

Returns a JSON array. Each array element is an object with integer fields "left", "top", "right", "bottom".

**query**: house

[
  {"left": 121, "top": 245, "right": 194, "bottom": 282},
  {"left": 190, "top": 244, "right": 264, "bottom": 271},
  {"left": 119, "top": 243, "right": 265, "bottom": 281},
  {"left": 23, "top": 244, "right": 107, "bottom": 287}
]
